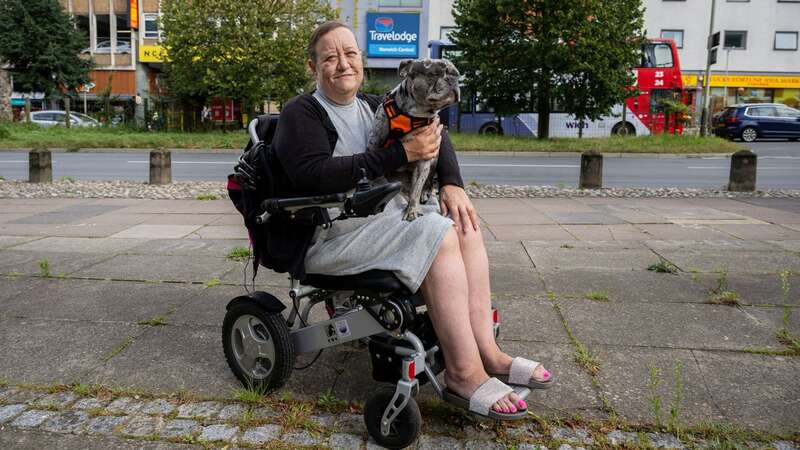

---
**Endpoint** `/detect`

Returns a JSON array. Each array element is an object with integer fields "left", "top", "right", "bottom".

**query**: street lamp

[{"left": 699, "top": 0, "right": 717, "bottom": 137}]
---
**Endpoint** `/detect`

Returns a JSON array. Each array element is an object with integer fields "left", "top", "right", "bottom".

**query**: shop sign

[
  {"left": 682, "top": 74, "right": 800, "bottom": 89},
  {"left": 139, "top": 45, "right": 166, "bottom": 63},
  {"left": 366, "top": 12, "right": 420, "bottom": 58}
]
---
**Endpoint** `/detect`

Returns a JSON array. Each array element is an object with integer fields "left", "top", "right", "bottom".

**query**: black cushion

[{"left": 304, "top": 269, "right": 404, "bottom": 292}]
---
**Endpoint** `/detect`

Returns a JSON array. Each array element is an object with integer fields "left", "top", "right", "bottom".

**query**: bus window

[
  {"left": 459, "top": 90, "right": 472, "bottom": 113},
  {"left": 650, "top": 89, "right": 680, "bottom": 112},
  {"left": 641, "top": 43, "right": 674, "bottom": 68}
]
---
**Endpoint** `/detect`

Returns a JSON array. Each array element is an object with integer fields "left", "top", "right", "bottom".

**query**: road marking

[
  {"left": 459, "top": 163, "right": 579, "bottom": 168},
  {"left": 127, "top": 160, "right": 233, "bottom": 164},
  {"left": 0, "top": 160, "right": 27, "bottom": 164}
]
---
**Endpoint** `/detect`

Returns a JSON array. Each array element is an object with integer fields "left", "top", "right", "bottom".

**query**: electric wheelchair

[{"left": 222, "top": 116, "right": 530, "bottom": 449}]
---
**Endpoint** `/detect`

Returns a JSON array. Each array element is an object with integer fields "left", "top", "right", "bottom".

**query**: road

[{"left": 0, "top": 141, "right": 797, "bottom": 189}]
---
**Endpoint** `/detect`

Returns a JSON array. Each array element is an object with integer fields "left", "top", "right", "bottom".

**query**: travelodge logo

[{"left": 375, "top": 16, "right": 394, "bottom": 33}]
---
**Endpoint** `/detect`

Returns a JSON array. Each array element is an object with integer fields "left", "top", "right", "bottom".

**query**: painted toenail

[
  {"left": 542, "top": 370, "right": 550, "bottom": 379},
  {"left": 510, "top": 406, "right": 517, "bottom": 413},
  {"left": 518, "top": 400, "right": 527, "bottom": 409}
]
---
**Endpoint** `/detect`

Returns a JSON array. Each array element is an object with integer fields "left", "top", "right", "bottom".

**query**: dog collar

[{"left": 382, "top": 93, "right": 436, "bottom": 148}]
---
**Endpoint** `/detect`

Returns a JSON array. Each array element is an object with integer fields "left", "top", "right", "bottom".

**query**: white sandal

[
  {"left": 441, "top": 377, "right": 527, "bottom": 420},
  {"left": 488, "top": 357, "right": 555, "bottom": 390}
]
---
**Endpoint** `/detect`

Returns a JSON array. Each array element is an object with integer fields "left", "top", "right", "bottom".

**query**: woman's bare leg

[
  {"left": 455, "top": 226, "right": 550, "bottom": 382},
  {"left": 421, "top": 228, "right": 521, "bottom": 413}
]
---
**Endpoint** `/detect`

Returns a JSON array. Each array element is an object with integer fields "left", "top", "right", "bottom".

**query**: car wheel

[{"left": 740, "top": 127, "right": 758, "bottom": 142}]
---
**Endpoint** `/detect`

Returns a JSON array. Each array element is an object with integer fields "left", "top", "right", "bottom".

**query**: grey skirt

[{"left": 304, "top": 197, "right": 454, "bottom": 293}]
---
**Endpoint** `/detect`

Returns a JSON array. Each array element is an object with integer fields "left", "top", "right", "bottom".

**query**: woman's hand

[
  {"left": 401, "top": 117, "right": 442, "bottom": 162},
  {"left": 440, "top": 184, "right": 479, "bottom": 233}
]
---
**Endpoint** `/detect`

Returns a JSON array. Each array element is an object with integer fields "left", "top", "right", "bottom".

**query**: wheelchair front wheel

[
  {"left": 222, "top": 302, "right": 294, "bottom": 393},
  {"left": 364, "top": 387, "right": 421, "bottom": 449}
]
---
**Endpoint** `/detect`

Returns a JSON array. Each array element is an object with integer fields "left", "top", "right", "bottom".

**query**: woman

[{"left": 272, "top": 21, "right": 552, "bottom": 417}]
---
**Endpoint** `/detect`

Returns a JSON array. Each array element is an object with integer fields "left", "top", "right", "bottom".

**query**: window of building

[
  {"left": 724, "top": 30, "right": 747, "bottom": 49},
  {"left": 116, "top": 15, "right": 131, "bottom": 53},
  {"left": 378, "top": 0, "right": 422, "bottom": 6},
  {"left": 75, "top": 15, "right": 91, "bottom": 51},
  {"left": 96, "top": 14, "right": 111, "bottom": 49},
  {"left": 660, "top": 29, "right": 684, "bottom": 48},
  {"left": 775, "top": 31, "right": 798, "bottom": 50},
  {"left": 143, "top": 13, "right": 160, "bottom": 40}
]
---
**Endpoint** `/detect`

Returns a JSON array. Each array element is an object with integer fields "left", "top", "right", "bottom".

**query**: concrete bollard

[
  {"left": 728, "top": 149, "right": 757, "bottom": 192},
  {"left": 29, "top": 149, "right": 52, "bottom": 183},
  {"left": 149, "top": 149, "right": 172, "bottom": 185},
  {"left": 579, "top": 151, "right": 603, "bottom": 189}
]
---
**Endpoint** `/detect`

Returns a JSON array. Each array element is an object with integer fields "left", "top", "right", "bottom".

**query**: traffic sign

[
  {"left": 82, "top": 82, "right": 96, "bottom": 92},
  {"left": 708, "top": 48, "right": 717, "bottom": 65},
  {"left": 708, "top": 32, "right": 720, "bottom": 49}
]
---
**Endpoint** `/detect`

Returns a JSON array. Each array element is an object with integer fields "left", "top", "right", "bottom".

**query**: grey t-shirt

[{"left": 312, "top": 88, "right": 397, "bottom": 238}]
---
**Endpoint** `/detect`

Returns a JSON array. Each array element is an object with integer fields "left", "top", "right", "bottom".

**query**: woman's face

[{"left": 309, "top": 27, "right": 363, "bottom": 103}]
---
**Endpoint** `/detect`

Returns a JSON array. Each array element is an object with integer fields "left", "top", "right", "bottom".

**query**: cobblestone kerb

[
  {"left": 0, "top": 384, "right": 797, "bottom": 449},
  {"left": 1, "top": 180, "right": 800, "bottom": 200}
]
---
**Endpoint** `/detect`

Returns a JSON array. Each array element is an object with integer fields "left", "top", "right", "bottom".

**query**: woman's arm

[
  {"left": 273, "top": 97, "right": 408, "bottom": 195},
  {"left": 436, "top": 129, "right": 464, "bottom": 188}
]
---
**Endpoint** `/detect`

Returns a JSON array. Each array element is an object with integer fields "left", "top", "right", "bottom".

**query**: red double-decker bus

[{"left": 430, "top": 38, "right": 686, "bottom": 137}]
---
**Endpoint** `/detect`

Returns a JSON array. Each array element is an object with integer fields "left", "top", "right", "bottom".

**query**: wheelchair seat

[{"left": 303, "top": 269, "right": 405, "bottom": 292}]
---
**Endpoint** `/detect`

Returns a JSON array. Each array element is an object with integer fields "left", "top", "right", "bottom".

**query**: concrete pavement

[{"left": 0, "top": 196, "right": 799, "bottom": 448}]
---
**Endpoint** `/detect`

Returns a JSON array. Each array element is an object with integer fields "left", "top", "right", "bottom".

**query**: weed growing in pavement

[
  {"left": 317, "top": 389, "right": 348, "bottom": 414},
  {"left": 585, "top": 290, "right": 610, "bottom": 302},
  {"left": 551, "top": 301, "right": 600, "bottom": 375},
  {"left": 648, "top": 257, "right": 678, "bottom": 274},
  {"left": 226, "top": 246, "right": 252, "bottom": 262},
  {"left": 101, "top": 336, "right": 134, "bottom": 362},
  {"left": 65, "top": 146, "right": 80, "bottom": 153},
  {"left": 648, "top": 366, "right": 663, "bottom": 428},
  {"left": 137, "top": 315, "right": 168, "bottom": 327},
  {"left": 195, "top": 193, "right": 219, "bottom": 201},
  {"left": 60, "top": 176, "right": 76, "bottom": 182},
  {"left": 205, "top": 277, "right": 221, "bottom": 288},
  {"left": 279, "top": 403, "right": 313, "bottom": 431},
  {"left": 774, "top": 270, "right": 800, "bottom": 354},
  {"left": 467, "top": 179, "right": 484, "bottom": 188},
  {"left": 232, "top": 382, "right": 267, "bottom": 404},
  {"left": 71, "top": 383, "right": 92, "bottom": 397},
  {"left": 37, "top": 258, "right": 51, "bottom": 277},
  {"left": 0, "top": 175, "right": 5, "bottom": 181},
  {"left": 707, "top": 268, "right": 741, "bottom": 306},
  {"left": 560, "top": 243, "right": 574, "bottom": 249},
  {"left": 668, "top": 360, "right": 685, "bottom": 436}
]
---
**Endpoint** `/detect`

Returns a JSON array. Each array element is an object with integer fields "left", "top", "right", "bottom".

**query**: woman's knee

[
  {"left": 456, "top": 223, "right": 484, "bottom": 250},
  {"left": 437, "top": 227, "right": 461, "bottom": 257}
]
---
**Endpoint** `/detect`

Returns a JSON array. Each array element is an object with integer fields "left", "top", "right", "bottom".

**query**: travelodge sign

[{"left": 365, "top": 12, "right": 420, "bottom": 58}]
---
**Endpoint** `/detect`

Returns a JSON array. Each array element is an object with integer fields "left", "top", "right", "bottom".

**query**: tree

[
  {"left": 451, "top": 0, "right": 644, "bottom": 139},
  {"left": 0, "top": 0, "right": 93, "bottom": 96},
  {"left": 160, "top": 0, "right": 334, "bottom": 127}
]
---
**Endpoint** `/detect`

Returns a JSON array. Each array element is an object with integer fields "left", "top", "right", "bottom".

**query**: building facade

[{"left": 644, "top": 0, "right": 800, "bottom": 113}]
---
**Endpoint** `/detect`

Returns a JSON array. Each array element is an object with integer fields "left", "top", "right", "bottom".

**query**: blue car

[{"left": 714, "top": 103, "right": 800, "bottom": 142}]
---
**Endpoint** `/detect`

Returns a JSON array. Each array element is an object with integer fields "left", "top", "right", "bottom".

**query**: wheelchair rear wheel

[
  {"left": 222, "top": 302, "right": 294, "bottom": 393},
  {"left": 364, "top": 387, "right": 421, "bottom": 449}
]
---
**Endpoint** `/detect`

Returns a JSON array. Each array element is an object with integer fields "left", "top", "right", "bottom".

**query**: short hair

[{"left": 307, "top": 21, "right": 354, "bottom": 64}]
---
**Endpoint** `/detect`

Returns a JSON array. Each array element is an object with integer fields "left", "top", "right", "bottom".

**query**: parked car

[
  {"left": 714, "top": 103, "right": 800, "bottom": 142},
  {"left": 27, "top": 111, "right": 100, "bottom": 128},
  {"left": 81, "top": 39, "right": 131, "bottom": 54}
]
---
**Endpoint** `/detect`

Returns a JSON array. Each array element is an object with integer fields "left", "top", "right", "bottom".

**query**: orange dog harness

[{"left": 382, "top": 94, "right": 436, "bottom": 148}]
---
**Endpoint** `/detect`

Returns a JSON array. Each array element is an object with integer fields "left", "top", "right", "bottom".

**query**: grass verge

[{"left": 0, "top": 123, "right": 741, "bottom": 153}]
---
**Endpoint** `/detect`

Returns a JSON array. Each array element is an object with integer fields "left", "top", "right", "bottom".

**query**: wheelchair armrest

[
  {"left": 262, "top": 193, "right": 348, "bottom": 214},
  {"left": 344, "top": 181, "right": 402, "bottom": 218}
]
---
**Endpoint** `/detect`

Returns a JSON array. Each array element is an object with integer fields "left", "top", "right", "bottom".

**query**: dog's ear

[{"left": 398, "top": 59, "right": 414, "bottom": 80}]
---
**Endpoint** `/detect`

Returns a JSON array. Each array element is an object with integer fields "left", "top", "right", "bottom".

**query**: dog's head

[{"left": 397, "top": 58, "right": 460, "bottom": 115}]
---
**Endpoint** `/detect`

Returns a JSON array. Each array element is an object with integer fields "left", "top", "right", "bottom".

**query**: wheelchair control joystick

[{"left": 356, "top": 168, "right": 371, "bottom": 192}]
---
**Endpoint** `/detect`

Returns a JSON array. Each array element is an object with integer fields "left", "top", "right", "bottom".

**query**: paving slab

[
  {"left": 169, "top": 284, "right": 252, "bottom": 327},
  {"left": 489, "top": 263, "right": 547, "bottom": 297},
  {"left": 522, "top": 244, "right": 661, "bottom": 272},
  {"left": 540, "top": 269, "right": 709, "bottom": 304},
  {"left": 210, "top": 214, "right": 246, "bottom": 226},
  {"left": 185, "top": 225, "right": 249, "bottom": 240},
  {"left": 10, "top": 236, "right": 147, "bottom": 254},
  {"left": 692, "top": 349, "right": 800, "bottom": 432},
  {"left": 765, "top": 240, "right": 800, "bottom": 253},
  {"left": 557, "top": 301, "right": 782, "bottom": 351},
  {"left": 691, "top": 272, "right": 800, "bottom": 306},
  {"left": 493, "top": 341, "right": 604, "bottom": 419},
  {"left": 78, "top": 213, "right": 156, "bottom": 226},
  {"left": 592, "top": 345, "right": 723, "bottom": 425},
  {"left": 117, "top": 199, "right": 235, "bottom": 215},
  {"left": 0, "top": 276, "right": 42, "bottom": 304},
  {"left": 633, "top": 224, "right": 736, "bottom": 241},
  {"left": 0, "top": 317, "right": 142, "bottom": 384},
  {"left": 139, "top": 214, "right": 224, "bottom": 226},
  {"left": 649, "top": 249, "right": 800, "bottom": 274},
  {"left": 470, "top": 198, "right": 530, "bottom": 214},
  {"left": 85, "top": 324, "right": 240, "bottom": 397},
  {"left": 9, "top": 205, "right": 126, "bottom": 225},
  {"left": 710, "top": 224, "right": 800, "bottom": 241},
  {"left": 490, "top": 296, "right": 571, "bottom": 345},
  {"left": 483, "top": 241, "right": 534, "bottom": 267},
  {"left": 0, "top": 250, "right": 108, "bottom": 277},
  {"left": 110, "top": 224, "right": 202, "bottom": 239},
  {"left": 70, "top": 254, "right": 230, "bottom": 283},
  {"left": 124, "top": 238, "right": 250, "bottom": 257},
  {"left": 645, "top": 239, "right": 780, "bottom": 252},
  {"left": 0, "top": 223, "right": 127, "bottom": 237},
  {"left": 0, "top": 214, "right": 36, "bottom": 224},
  {"left": 520, "top": 198, "right": 597, "bottom": 213},
  {"left": 546, "top": 212, "right": 626, "bottom": 225},
  {"left": 488, "top": 224, "right": 575, "bottom": 241},
  {"left": 1, "top": 278, "right": 200, "bottom": 323},
  {"left": 589, "top": 204, "right": 671, "bottom": 224},
  {"left": 561, "top": 225, "right": 615, "bottom": 241},
  {"left": 478, "top": 212, "right": 556, "bottom": 225},
  {"left": 218, "top": 260, "right": 291, "bottom": 286}
]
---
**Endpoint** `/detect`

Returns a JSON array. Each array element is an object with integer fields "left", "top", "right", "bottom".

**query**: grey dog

[{"left": 367, "top": 58, "right": 460, "bottom": 221}]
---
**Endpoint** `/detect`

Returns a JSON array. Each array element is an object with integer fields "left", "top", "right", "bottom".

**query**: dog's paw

[{"left": 403, "top": 207, "right": 423, "bottom": 221}]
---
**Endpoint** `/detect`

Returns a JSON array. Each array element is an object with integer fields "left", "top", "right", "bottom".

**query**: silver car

[{"left": 27, "top": 110, "right": 100, "bottom": 128}]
